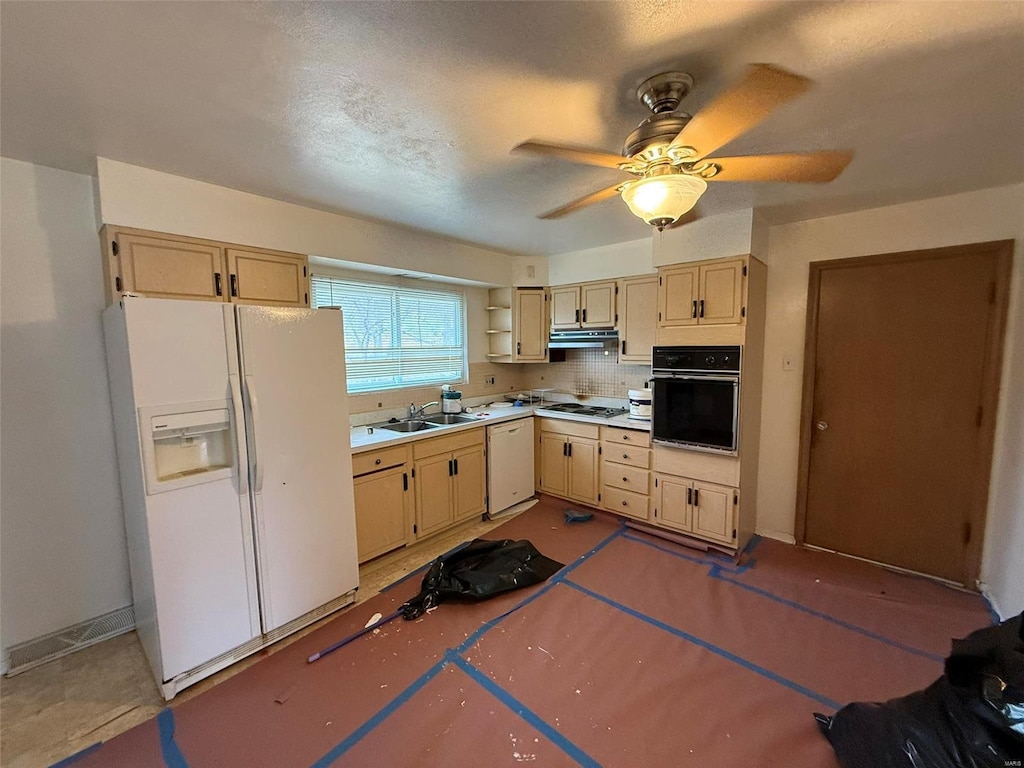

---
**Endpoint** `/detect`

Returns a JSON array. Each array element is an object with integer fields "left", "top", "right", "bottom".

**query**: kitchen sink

[
  {"left": 422, "top": 414, "right": 479, "bottom": 425},
  {"left": 379, "top": 420, "right": 438, "bottom": 432}
]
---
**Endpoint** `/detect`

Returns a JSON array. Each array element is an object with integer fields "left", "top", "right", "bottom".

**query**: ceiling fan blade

[
  {"left": 538, "top": 183, "right": 625, "bottom": 219},
  {"left": 670, "top": 64, "right": 811, "bottom": 159},
  {"left": 705, "top": 150, "right": 853, "bottom": 182},
  {"left": 513, "top": 140, "right": 627, "bottom": 170}
]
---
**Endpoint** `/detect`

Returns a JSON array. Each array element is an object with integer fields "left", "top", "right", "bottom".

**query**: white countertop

[
  {"left": 350, "top": 404, "right": 651, "bottom": 453},
  {"left": 533, "top": 408, "right": 652, "bottom": 431},
  {"left": 350, "top": 406, "right": 537, "bottom": 453}
]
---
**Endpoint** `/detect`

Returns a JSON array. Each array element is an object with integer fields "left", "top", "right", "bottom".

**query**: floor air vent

[{"left": 5, "top": 605, "right": 135, "bottom": 676}]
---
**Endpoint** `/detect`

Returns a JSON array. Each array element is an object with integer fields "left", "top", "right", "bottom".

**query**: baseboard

[
  {"left": 754, "top": 527, "right": 796, "bottom": 545},
  {"left": 4, "top": 605, "right": 136, "bottom": 676}
]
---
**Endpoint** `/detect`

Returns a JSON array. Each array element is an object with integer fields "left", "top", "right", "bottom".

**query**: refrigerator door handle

[
  {"left": 245, "top": 374, "right": 265, "bottom": 494},
  {"left": 228, "top": 373, "right": 248, "bottom": 496}
]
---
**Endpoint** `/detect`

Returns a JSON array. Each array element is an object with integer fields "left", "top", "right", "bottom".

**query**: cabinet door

[
  {"left": 692, "top": 481, "right": 737, "bottom": 543},
  {"left": 452, "top": 445, "right": 486, "bottom": 522},
  {"left": 539, "top": 434, "right": 568, "bottom": 496},
  {"left": 414, "top": 454, "right": 454, "bottom": 538},
  {"left": 117, "top": 233, "right": 226, "bottom": 301},
  {"left": 698, "top": 258, "right": 745, "bottom": 325},
  {"left": 551, "top": 286, "right": 581, "bottom": 329},
  {"left": 353, "top": 466, "right": 409, "bottom": 563},
  {"left": 567, "top": 437, "right": 600, "bottom": 505},
  {"left": 652, "top": 474, "right": 692, "bottom": 533},
  {"left": 581, "top": 281, "right": 616, "bottom": 328},
  {"left": 227, "top": 249, "right": 309, "bottom": 307},
  {"left": 658, "top": 266, "right": 699, "bottom": 327},
  {"left": 515, "top": 288, "right": 548, "bottom": 361},
  {"left": 618, "top": 276, "right": 658, "bottom": 362}
]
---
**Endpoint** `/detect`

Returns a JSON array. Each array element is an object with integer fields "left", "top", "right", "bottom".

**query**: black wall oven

[{"left": 652, "top": 346, "right": 741, "bottom": 455}]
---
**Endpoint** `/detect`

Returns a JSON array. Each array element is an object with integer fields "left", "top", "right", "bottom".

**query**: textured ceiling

[{"left": 2, "top": 1, "right": 1023, "bottom": 256}]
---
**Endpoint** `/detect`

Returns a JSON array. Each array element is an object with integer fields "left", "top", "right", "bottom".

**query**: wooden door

[
  {"left": 551, "top": 286, "right": 581, "bottom": 329},
  {"left": 515, "top": 288, "right": 547, "bottom": 361},
  {"left": 452, "top": 445, "right": 486, "bottom": 522},
  {"left": 692, "top": 482, "right": 735, "bottom": 543},
  {"left": 117, "top": 233, "right": 226, "bottom": 301},
  {"left": 539, "top": 434, "right": 567, "bottom": 496},
  {"left": 658, "top": 265, "right": 699, "bottom": 327},
  {"left": 581, "top": 281, "right": 616, "bottom": 328},
  {"left": 799, "top": 242, "right": 1012, "bottom": 584},
  {"left": 414, "top": 454, "right": 453, "bottom": 537},
  {"left": 227, "top": 249, "right": 309, "bottom": 307},
  {"left": 618, "top": 276, "right": 658, "bottom": 362},
  {"left": 698, "top": 258, "right": 745, "bottom": 325},
  {"left": 653, "top": 474, "right": 692, "bottom": 532},
  {"left": 353, "top": 466, "right": 408, "bottom": 562},
  {"left": 567, "top": 437, "right": 599, "bottom": 504}
]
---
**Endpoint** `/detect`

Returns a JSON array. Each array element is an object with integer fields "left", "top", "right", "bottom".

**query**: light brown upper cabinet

[
  {"left": 226, "top": 248, "right": 309, "bottom": 307},
  {"left": 550, "top": 285, "right": 581, "bottom": 329},
  {"left": 101, "top": 225, "right": 310, "bottom": 308},
  {"left": 487, "top": 287, "right": 548, "bottom": 363},
  {"left": 550, "top": 281, "right": 617, "bottom": 330},
  {"left": 617, "top": 276, "right": 658, "bottom": 363},
  {"left": 658, "top": 257, "right": 746, "bottom": 328}
]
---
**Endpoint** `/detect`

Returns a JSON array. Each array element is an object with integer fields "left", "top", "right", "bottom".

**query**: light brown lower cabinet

[
  {"left": 537, "top": 419, "right": 600, "bottom": 505},
  {"left": 353, "top": 464, "right": 411, "bottom": 563},
  {"left": 652, "top": 474, "right": 738, "bottom": 545},
  {"left": 412, "top": 428, "right": 486, "bottom": 539}
]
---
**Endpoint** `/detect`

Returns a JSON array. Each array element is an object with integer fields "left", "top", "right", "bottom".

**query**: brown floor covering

[{"left": 40, "top": 497, "right": 993, "bottom": 767}]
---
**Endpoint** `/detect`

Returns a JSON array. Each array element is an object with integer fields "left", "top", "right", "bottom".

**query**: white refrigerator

[{"left": 103, "top": 297, "right": 358, "bottom": 699}]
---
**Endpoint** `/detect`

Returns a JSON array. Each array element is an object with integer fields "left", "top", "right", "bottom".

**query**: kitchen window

[{"left": 311, "top": 275, "right": 467, "bottom": 394}]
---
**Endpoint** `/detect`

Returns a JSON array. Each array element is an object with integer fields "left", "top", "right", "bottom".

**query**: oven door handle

[{"left": 652, "top": 374, "right": 739, "bottom": 383}]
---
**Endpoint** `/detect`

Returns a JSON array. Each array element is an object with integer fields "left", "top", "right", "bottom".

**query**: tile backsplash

[{"left": 521, "top": 348, "right": 651, "bottom": 398}]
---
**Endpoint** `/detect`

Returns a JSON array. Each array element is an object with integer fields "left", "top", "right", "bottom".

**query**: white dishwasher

[{"left": 487, "top": 418, "right": 535, "bottom": 517}]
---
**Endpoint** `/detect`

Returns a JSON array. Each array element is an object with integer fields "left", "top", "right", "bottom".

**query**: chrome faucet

[{"left": 408, "top": 401, "right": 439, "bottom": 419}]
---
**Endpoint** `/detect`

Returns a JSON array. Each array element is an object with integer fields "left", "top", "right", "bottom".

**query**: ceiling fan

[{"left": 512, "top": 64, "right": 852, "bottom": 230}]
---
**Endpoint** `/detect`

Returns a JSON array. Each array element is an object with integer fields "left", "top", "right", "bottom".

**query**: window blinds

[{"left": 311, "top": 275, "right": 466, "bottom": 393}]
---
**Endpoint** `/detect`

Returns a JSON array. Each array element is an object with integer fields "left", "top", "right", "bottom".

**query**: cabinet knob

[
  {"left": 622, "top": 477, "right": 628, "bottom": 482},
  {"left": 622, "top": 454, "right": 628, "bottom": 459},
  {"left": 375, "top": 458, "right": 382, "bottom": 465},
  {"left": 622, "top": 435, "right": 629, "bottom": 441},
  {"left": 621, "top": 500, "right": 627, "bottom": 507}
]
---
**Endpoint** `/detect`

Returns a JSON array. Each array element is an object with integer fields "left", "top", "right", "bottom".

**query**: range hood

[{"left": 548, "top": 329, "right": 619, "bottom": 349}]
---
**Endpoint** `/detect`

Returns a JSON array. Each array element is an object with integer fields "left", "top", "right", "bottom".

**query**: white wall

[
  {"left": 756, "top": 184, "right": 1024, "bottom": 617},
  {"left": 548, "top": 238, "right": 653, "bottom": 285},
  {"left": 652, "top": 209, "right": 754, "bottom": 268},
  {"left": 1, "top": 158, "right": 132, "bottom": 652},
  {"left": 96, "top": 158, "right": 519, "bottom": 286}
]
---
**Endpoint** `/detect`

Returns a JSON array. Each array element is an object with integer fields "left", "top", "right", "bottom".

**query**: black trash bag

[
  {"left": 815, "top": 613, "right": 1024, "bottom": 768},
  {"left": 400, "top": 539, "right": 564, "bottom": 620}
]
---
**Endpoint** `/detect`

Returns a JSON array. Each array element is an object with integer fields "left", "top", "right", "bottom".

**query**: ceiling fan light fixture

[{"left": 620, "top": 174, "right": 706, "bottom": 230}]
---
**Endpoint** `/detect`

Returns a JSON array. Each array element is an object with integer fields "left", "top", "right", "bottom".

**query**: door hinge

[
  {"left": 114, "top": 276, "right": 122, "bottom": 292},
  {"left": 732, "top": 528, "right": 737, "bottom": 539},
  {"left": 658, "top": 276, "right": 662, "bottom": 286},
  {"left": 304, "top": 292, "right": 309, "bottom": 304},
  {"left": 742, "top": 265, "right": 748, "bottom": 277},
  {"left": 734, "top": 492, "right": 738, "bottom": 505},
  {"left": 964, "top": 521, "right": 972, "bottom": 544},
  {"left": 741, "top": 306, "right": 746, "bottom": 318},
  {"left": 615, "top": 313, "right": 618, "bottom": 323},
  {"left": 413, "top": 524, "right": 418, "bottom": 535},
  {"left": 976, "top": 405, "right": 983, "bottom": 428},
  {"left": 598, "top": 446, "right": 602, "bottom": 455},
  {"left": 597, "top": 493, "right": 601, "bottom": 502},
  {"left": 658, "top": 311, "right": 662, "bottom": 321},
  {"left": 615, "top": 285, "right": 619, "bottom": 295},
  {"left": 411, "top": 468, "right": 416, "bottom": 479},
  {"left": 111, "top": 240, "right": 119, "bottom": 256}
]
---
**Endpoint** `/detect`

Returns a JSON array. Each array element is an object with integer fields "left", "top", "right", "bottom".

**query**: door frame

[{"left": 794, "top": 240, "right": 1013, "bottom": 587}]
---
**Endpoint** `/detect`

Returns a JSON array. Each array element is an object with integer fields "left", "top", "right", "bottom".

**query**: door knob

[{"left": 816, "top": 420, "right": 829, "bottom": 431}]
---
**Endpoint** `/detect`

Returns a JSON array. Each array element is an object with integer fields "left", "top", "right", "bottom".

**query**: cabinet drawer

[
  {"left": 602, "top": 461, "right": 650, "bottom": 494},
  {"left": 600, "top": 426, "right": 651, "bottom": 447},
  {"left": 603, "top": 445, "right": 650, "bottom": 469},
  {"left": 602, "top": 486, "right": 650, "bottom": 521},
  {"left": 537, "top": 418, "right": 600, "bottom": 440},
  {"left": 653, "top": 445, "right": 739, "bottom": 486},
  {"left": 412, "top": 427, "right": 485, "bottom": 460},
  {"left": 352, "top": 445, "right": 409, "bottom": 476}
]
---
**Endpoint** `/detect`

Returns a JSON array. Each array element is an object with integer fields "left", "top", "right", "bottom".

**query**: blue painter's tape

[
  {"left": 48, "top": 742, "right": 101, "bottom": 768},
  {"left": 311, "top": 658, "right": 449, "bottom": 767},
  {"left": 157, "top": 709, "right": 189, "bottom": 768},
  {"left": 743, "top": 534, "right": 764, "bottom": 556},
  {"left": 561, "top": 578, "right": 843, "bottom": 711},
  {"left": 981, "top": 593, "right": 1001, "bottom": 626},
  {"left": 707, "top": 566, "right": 944, "bottom": 662},
  {"left": 448, "top": 653, "right": 602, "bottom": 768},
  {"left": 620, "top": 531, "right": 748, "bottom": 573}
]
